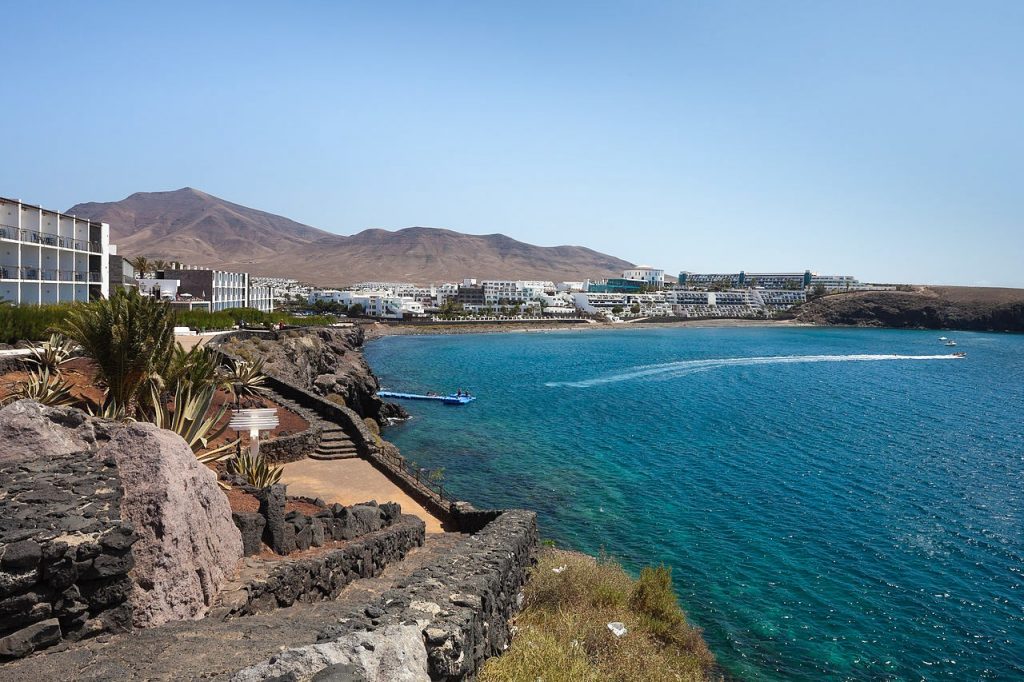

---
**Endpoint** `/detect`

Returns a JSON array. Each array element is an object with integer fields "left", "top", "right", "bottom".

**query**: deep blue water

[{"left": 365, "top": 327, "right": 1024, "bottom": 680}]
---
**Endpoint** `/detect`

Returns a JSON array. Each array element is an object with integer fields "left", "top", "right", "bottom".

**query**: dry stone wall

[
  {"left": 0, "top": 401, "right": 243, "bottom": 658},
  {"left": 0, "top": 449, "right": 137, "bottom": 658},
  {"left": 216, "top": 514, "right": 425, "bottom": 619},
  {"left": 233, "top": 509, "right": 538, "bottom": 681}
]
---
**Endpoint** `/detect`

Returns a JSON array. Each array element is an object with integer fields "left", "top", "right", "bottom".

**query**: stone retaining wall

[
  {"left": 258, "top": 425, "right": 322, "bottom": 465},
  {"left": 230, "top": 483, "right": 404, "bottom": 557},
  {"left": 216, "top": 514, "right": 425, "bottom": 619},
  {"left": 0, "top": 451, "right": 136, "bottom": 659},
  {"left": 233, "top": 509, "right": 538, "bottom": 681}
]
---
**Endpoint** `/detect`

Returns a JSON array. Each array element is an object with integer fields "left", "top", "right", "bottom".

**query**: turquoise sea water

[{"left": 365, "top": 327, "right": 1024, "bottom": 680}]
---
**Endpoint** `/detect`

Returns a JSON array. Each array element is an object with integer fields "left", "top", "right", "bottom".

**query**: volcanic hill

[{"left": 67, "top": 188, "right": 633, "bottom": 286}]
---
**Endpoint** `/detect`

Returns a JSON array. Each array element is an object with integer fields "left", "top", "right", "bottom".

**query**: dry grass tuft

[{"left": 481, "top": 549, "right": 717, "bottom": 682}]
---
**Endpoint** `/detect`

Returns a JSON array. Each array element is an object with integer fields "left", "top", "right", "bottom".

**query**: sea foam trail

[{"left": 545, "top": 354, "right": 962, "bottom": 388}]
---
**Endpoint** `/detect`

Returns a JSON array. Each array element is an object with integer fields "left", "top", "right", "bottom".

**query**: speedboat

[
  {"left": 945, "top": 340, "right": 957, "bottom": 346},
  {"left": 952, "top": 351, "right": 967, "bottom": 358},
  {"left": 939, "top": 336, "right": 948, "bottom": 341}
]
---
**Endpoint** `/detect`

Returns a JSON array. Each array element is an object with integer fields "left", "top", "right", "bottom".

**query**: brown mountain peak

[{"left": 67, "top": 190, "right": 634, "bottom": 286}]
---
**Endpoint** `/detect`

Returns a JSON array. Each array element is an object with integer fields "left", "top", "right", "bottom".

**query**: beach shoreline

[{"left": 363, "top": 317, "right": 814, "bottom": 339}]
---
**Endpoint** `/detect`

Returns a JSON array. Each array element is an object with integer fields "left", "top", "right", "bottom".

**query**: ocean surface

[{"left": 365, "top": 327, "right": 1024, "bottom": 680}]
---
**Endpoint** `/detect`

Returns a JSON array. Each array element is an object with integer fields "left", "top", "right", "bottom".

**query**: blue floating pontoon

[{"left": 378, "top": 391, "right": 476, "bottom": 405}]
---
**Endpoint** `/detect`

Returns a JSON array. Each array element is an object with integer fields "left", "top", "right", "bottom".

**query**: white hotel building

[{"left": 0, "top": 197, "right": 109, "bottom": 305}]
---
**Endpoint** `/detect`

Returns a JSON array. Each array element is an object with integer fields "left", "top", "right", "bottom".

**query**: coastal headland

[{"left": 0, "top": 323, "right": 719, "bottom": 680}]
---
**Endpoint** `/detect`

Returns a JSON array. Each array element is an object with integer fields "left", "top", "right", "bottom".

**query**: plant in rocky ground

[
  {"left": 230, "top": 448, "right": 283, "bottom": 489},
  {"left": 59, "top": 288, "right": 176, "bottom": 416},
  {"left": 6, "top": 367, "right": 76, "bottom": 407},
  {"left": 220, "top": 356, "right": 269, "bottom": 402},
  {"left": 22, "top": 333, "right": 76, "bottom": 374},
  {"left": 147, "top": 381, "right": 237, "bottom": 463},
  {"left": 88, "top": 397, "right": 134, "bottom": 421}
]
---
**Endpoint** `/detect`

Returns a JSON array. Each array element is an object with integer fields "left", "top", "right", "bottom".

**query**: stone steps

[{"left": 310, "top": 431, "right": 360, "bottom": 460}]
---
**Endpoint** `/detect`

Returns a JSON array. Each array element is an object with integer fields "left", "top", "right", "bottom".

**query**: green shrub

[
  {"left": 59, "top": 289, "right": 176, "bottom": 414},
  {"left": 172, "top": 308, "right": 337, "bottom": 332},
  {"left": 0, "top": 304, "right": 77, "bottom": 344}
]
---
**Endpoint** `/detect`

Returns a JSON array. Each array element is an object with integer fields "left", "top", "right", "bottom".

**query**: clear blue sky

[{"left": 3, "top": 1, "right": 1022, "bottom": 286}]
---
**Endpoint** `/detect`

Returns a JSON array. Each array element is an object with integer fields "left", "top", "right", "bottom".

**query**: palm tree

[
  {"left": 128, "top": 255, "right": 151, "bottom": 279},
  {"left": 59, "top": 287, "right": 176, "bottom": 416},
  {"left": 151, "top": 259, "right": 171, "bottom": 275}
]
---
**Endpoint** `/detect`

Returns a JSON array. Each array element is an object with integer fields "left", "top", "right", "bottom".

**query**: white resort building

[
  {"left": 0, "top": 196, "right": 110, "bottom": 305},
  {"left": 621, "top": 266, "right": 665, "bottom": 287}
]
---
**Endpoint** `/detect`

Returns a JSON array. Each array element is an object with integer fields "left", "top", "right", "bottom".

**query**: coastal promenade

[{"left": 280, "top": 458, "right": 446, "bottom": 533}]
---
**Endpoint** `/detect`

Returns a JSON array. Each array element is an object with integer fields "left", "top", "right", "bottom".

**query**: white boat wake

[{"left": 545, "top": 354, "right": 962, "bottom": 388}]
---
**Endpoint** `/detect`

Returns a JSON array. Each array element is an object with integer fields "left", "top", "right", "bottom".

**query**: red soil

[
  {"left": 0, "top": 359, "right": 309, "bottom": 457},
  {"left": 225, "top": 487, "right": 261, "bottom": 513},
  {"left": 285, "top": 499, "right": 324, "bottom": 516}
]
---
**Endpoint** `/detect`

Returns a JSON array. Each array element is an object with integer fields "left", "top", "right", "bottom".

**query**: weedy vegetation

[{"left": 480, "top": 549, "right": 717, "bottom": 682}]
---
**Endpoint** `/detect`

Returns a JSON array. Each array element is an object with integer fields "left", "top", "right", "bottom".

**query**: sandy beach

[{"left": 363, "top": 317, "right": 812, "bottom": 339}]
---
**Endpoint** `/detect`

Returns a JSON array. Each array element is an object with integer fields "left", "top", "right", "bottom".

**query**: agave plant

[
  {"left": 87, "top": 397, "right": 134, "bottom": 422},
  {"left": 60, "top": 288, "right": 176, "bottom": 417},
  {"left": 230, "top": 448, "right": 283, "bottom": 489},
  {"left": 7, "top": 367, "right": 76, "bottom": 407},
  {"left": 22, "top": 333, "right": 76, "bottom": 374},
  {"left": 220, "top": 356, "right": 269, "bottom": 401},
  {"left": 147, "top": 381, "right": 237, "bottom": 462}
]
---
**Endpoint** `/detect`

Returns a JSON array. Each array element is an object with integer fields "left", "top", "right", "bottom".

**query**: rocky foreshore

[
  {"left": 216, "top": 326, "right": 409, "bottom": 422},
  {"left": 794, "top": 285, "right": 1024, "bottom": 331}
]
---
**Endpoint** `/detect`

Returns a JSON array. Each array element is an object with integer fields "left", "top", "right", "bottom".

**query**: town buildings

[
  {"left": 0, "top": 196, "right": 110, "bottom": 305},
  {"left": 145, "top": 266, "right": 274, "bottom": 312}
]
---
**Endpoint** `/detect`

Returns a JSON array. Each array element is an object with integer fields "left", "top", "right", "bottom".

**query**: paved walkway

[
  {"left": 280, "top": 458, "right": 447, "bottom": 533},
  {"left": 0, "top": 533, "right": 469, "bottom": 681}
]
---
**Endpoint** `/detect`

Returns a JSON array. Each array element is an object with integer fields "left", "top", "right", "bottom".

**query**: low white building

[
  {"left": 572, "top": 292, "right": 670, "bottom": 316},
  {"left": 308, "top": 289, "right": 425, "bottom": 319},
  {"left": 621, "top": 266, "right": 665, "bottom": 287}
]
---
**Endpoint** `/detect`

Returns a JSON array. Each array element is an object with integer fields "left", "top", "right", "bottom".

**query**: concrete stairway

[{"left": 309, "top": 426, "right": 360, "bottom": 460}]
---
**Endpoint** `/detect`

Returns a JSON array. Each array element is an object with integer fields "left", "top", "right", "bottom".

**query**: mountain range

[{"left": 66, "top": 188, "right": 634, "bottom": 286}]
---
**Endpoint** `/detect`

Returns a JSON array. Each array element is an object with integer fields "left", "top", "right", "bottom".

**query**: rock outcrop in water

[
  {"left": 795, "top": 286, "right": 1024, "bottom": 331},
  {"left": 218, "top": 326, "right": 408, "bottom": 423}
]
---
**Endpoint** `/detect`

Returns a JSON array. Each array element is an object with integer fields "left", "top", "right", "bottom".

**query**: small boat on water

[
  {"left": 945, "top": 340, "right": 957, "bottom": 347},
  {"left": 939, "top": 336, "right": 948, "bottom": 341},
  {"left": 952, "top": 351, "right": 967, "bottom": 358},
  {"left": 378, "top": 390, "right": 476, "bottom": 405}
]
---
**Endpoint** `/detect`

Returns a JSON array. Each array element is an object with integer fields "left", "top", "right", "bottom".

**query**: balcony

[
  {"left": 0, "top": 266, "right": 101, "bottom": 282},
  {"left": 0, "top": 225, "right": 99, "bottom": 251}
]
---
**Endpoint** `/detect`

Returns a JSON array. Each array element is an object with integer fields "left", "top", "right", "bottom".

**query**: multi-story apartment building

[
  {"left": 572, "top": 291, "right": 671, "bottom": 316},
  {"left": 247, "top": 282, "right": 274, "bottom": 313},
  {"left": 150, "top": 266, "right": 274, "bottom": 312},
  {"left": 0, "top": 196, "right": 109, "bottom": 304},
  {"left": 107, "top": 254, "right": 137, "bottom": 294},
  {"left": 677, "top": 270, "right": 886, "bottom": 293}
]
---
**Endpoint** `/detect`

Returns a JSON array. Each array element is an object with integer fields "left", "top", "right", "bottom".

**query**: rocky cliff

[
  {"left": 217, "top": 327, "right": 408, "bottom": 423},
  {"left": 794, "top": 286, "right": 1024, "bottom": 331}
]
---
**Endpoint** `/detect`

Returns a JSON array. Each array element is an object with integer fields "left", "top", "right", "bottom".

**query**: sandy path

[{"left": 280, "top": 458, "right": 446, "bottom": 533}]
